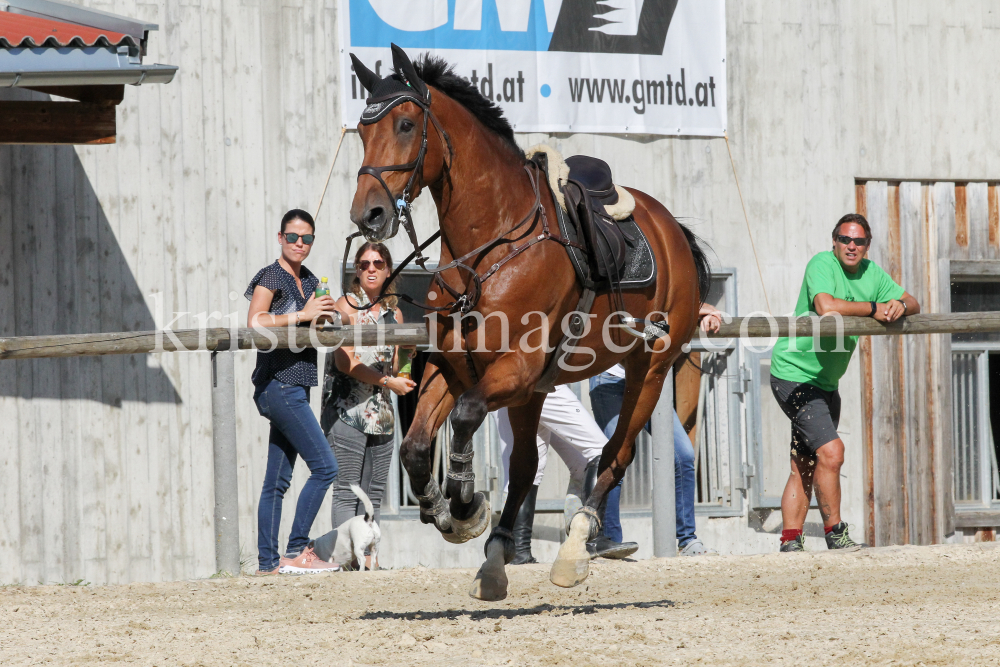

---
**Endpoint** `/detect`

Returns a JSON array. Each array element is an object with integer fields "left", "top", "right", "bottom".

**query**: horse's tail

[{"left": 677, "top": 223, "right": 713, "bottom": 305}]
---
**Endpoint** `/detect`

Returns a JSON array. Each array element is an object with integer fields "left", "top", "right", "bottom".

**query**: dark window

[{"left": 951, "top": 281, "right": 1000, "bottom": 342}]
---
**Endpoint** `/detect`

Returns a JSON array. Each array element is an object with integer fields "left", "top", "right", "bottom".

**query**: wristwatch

[
  {"left": 869, "top": 301, "right": 877, "bottom": 317},
  {"left": 901, "top": 300, "right": 907, "bottom": 315}
]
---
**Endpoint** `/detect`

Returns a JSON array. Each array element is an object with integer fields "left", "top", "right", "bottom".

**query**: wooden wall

[
  {"left": 858, "top": 179, "right": 1000, "bottom": 545},
  {"left": 0, "top": 0, "right": 352, "bottom": 585},
  {"left": 2, "top": 1, "right": 1000, "bottom": 583}
]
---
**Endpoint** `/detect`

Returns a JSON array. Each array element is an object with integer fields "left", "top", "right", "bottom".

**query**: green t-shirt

[{"left": 770, "top": 251, "right": 904, "bottom": 391}]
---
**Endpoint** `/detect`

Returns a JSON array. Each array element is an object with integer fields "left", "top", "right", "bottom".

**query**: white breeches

[{"left": 490, "top": 384, "right": 606, "bottom": 491}]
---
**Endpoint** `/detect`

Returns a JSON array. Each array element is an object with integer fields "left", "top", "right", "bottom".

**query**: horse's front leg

[
  {"left": 441, "top": 382, "right": 493, "bottom": 542},
  {"left": 445, "top": 352, "right": 539, "bottom": 541},
  {"left": 469, "top": 394, "right": 545, "bottom": 601},
  {"left": 400, "top": 354, "right": 459, "bottom": 540}
]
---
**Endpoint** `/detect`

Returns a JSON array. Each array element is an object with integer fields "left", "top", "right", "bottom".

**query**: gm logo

[{"left": 350, "top": 0, "right": 678, "bottom": 54}]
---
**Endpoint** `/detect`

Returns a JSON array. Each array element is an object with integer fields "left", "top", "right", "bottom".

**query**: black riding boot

[
  {"left": 510, "top": 485, "right": 539, "bottom": 565},
  {"left": 582, "top": 456, "right": 639, "bottom": 560}
]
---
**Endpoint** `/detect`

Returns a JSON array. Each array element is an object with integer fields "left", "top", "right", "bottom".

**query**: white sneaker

[{"left": 679, "top": 539, "right": 718, "bottom": 556}]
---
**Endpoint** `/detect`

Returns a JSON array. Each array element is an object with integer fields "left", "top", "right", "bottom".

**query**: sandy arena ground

[{"left": 2, "top": 542, "right": 999, "bottom": 666}]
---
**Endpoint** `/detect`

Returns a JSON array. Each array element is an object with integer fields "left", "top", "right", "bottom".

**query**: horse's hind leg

[
  {"left": 470, "top": 394, "right": 544, "bottom": 601},
  {"left": 551, "top": 341, "right": 683, "bottom": 588},
  {"left": 400, "top": 355, "right": 459, "bottom": 541}
]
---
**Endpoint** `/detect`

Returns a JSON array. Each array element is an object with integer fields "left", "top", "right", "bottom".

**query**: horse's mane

[{"left": 409, "top": 55, "right": 521, "bottom": 157}]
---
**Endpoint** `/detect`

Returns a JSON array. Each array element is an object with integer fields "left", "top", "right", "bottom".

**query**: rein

[{"left": 344, "top": 161, "right": 583, "bottom": 314}]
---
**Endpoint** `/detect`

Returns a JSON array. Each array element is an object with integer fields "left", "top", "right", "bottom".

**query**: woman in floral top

[{"left": 311, "top": 242, "right": 416, "bottom": 568}]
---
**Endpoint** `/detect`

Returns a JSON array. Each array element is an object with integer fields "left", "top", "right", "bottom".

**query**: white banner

[{"left": 339, "top": 0, "right": 727, "bottom": 136}]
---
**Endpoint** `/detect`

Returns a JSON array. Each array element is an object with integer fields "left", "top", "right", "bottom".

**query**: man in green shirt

[{"left": 770, "top": 213, "right": 920, "bottom": 552}]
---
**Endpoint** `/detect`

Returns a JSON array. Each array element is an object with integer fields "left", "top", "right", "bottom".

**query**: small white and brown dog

[{"left": 333, "top": 484, "right": 381, "bottom": 571}]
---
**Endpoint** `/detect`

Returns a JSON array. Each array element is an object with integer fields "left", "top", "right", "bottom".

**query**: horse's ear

[
  {"left": 350, "top": 53, "right": 380, "bottom": 97},
  {"left": 391, "top": 43, "right": 428, "bottom": 98}
]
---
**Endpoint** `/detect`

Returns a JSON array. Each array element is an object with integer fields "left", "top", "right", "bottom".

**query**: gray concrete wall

[{"left": 1, "top": 0, "right": 998, "bottom": 583}]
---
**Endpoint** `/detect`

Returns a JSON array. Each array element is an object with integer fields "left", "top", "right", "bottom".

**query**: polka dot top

[{"left": 245, "top": 260, "right": 320, "bottom": 387}]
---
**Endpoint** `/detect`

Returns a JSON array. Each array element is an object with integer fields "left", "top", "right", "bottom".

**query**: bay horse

[{"left": 349, "top": 46, "right": 710, "bottom": 601}]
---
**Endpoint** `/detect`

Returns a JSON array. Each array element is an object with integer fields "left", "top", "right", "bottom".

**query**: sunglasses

[
  {"left": 283, "top": 232, "right": 315, "bottom": 245},
  {"left": 835, "top": 234, "right": 870, "bottom": 247},
  {"left": 358, "top": 259, "right": 387, "bottom": 271}
]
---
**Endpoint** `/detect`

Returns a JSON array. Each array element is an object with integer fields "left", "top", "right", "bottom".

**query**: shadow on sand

[{"left": 359, "top": 598, "right": 677, "bottom": 621}]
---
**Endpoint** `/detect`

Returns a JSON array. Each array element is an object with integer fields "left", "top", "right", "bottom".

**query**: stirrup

[{"left": 617, "top": 317, "right": 670, "bottom": 342}]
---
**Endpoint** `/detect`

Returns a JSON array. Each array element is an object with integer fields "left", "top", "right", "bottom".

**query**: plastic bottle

[
  {"left": 315, "top": 277, "right": 330, "bottom": 298},
  {"left": 397, "top": 347, "right": 412, "bottom": 380},
  {"left": 314, "top": 277, "right": 334, "bottom": 325}
]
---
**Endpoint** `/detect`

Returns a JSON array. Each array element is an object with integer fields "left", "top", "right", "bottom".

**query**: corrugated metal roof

[{"left": 0, "top": 12, "right": 136, "bottom": 48}]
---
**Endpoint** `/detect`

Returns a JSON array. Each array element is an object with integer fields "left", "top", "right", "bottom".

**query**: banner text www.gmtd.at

[{"left": 339, "top": 0, "right": 727, "bottom": 136}]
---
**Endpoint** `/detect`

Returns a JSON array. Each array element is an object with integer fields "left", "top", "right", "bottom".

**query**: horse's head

[{"left": 349, "top": 45, "right": 447, "bottom": 243}]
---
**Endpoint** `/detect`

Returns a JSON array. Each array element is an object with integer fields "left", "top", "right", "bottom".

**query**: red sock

[
  {"left": 781, "top": 529, "right": 803, "bottom": 543},
  {"left": 824, "top": 524, "right": 835, "bottom": 535}
]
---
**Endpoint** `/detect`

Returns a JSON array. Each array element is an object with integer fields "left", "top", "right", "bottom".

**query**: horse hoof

[
  {"left": 469, "top": 540, "right": 508, "bottom": 601},
  {"left": 549, "top": 557, "right": 590, "bottom": 588},
  {"left": 441, "top": 529, "right": 465, "bottom": 544},
  {"left": 451, "top": 493, "right": 490, "bottom": 542},
  {"left": 549, "top": 513, "right": 592, "bottom": 588}
]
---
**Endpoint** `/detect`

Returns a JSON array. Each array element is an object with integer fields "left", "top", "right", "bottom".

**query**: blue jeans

[
  {"left": 589, "top": 373, "right": 698, "bottom": 547},
  {"left": 254, "top": 380, "right": 338, "bottom": 570}
]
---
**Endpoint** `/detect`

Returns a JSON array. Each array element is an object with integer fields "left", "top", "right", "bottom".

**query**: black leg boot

[
  {"left": 583, "top": 456, "right": 640, "bottom": 560},
  {"left": 510, "top": 485, "right": 539, "bottom": 565}
]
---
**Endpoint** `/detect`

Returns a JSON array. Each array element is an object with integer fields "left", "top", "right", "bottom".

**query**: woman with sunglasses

[
  {"left": 310, "top": 242, "right": 416, "bottom": 569},
  {"left": 246, "top": 209, "right": 342, "bottom": 575}
]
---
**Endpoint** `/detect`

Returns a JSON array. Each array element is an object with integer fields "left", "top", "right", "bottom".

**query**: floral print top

[{"left": 322, "top": 290, "right": 400, "bottom": 435}]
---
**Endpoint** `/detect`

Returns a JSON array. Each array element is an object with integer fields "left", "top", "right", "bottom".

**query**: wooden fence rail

[
  {"left": 705, "top": 311, "right": 1000, "bottom": 339},
  {"left": 0, "top": 312, "right": 998, "bottom": 360},
  {"left": 4, "top": 311, "right": 994, "bottom": 573},
  {"left": 0, "top": 324, "right": 427, "bottom": 360}
]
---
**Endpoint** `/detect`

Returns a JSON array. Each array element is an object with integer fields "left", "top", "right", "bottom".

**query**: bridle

[
  {"left": 342, "top": 85, "right": 455, "bottom": 312},
  {"left": 343, "top": 80, "right": 584, "bottom": 382},
  {"left": 352, "top": 88, "right": 452, "bottom": 268}
]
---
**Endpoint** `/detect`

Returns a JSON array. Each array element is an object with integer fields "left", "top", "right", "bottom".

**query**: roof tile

[{"left": 0, "top": 12, "right": 135, "bottom": 49}]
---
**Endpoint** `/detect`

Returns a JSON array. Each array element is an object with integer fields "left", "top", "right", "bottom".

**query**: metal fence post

[
  {"left": 650, "top": 367, "right": 676, "bottom": 557},
  {"left": 211, "top": 348, "right": 241, "bottom": 575}
]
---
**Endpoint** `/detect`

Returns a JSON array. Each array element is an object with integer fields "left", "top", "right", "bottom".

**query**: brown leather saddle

[
  {"left": 529, "top": 152, "right": 655, "bottom": 392},
  {"left": 561, "top": 155, "right": 632, "bottom": 286}
]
